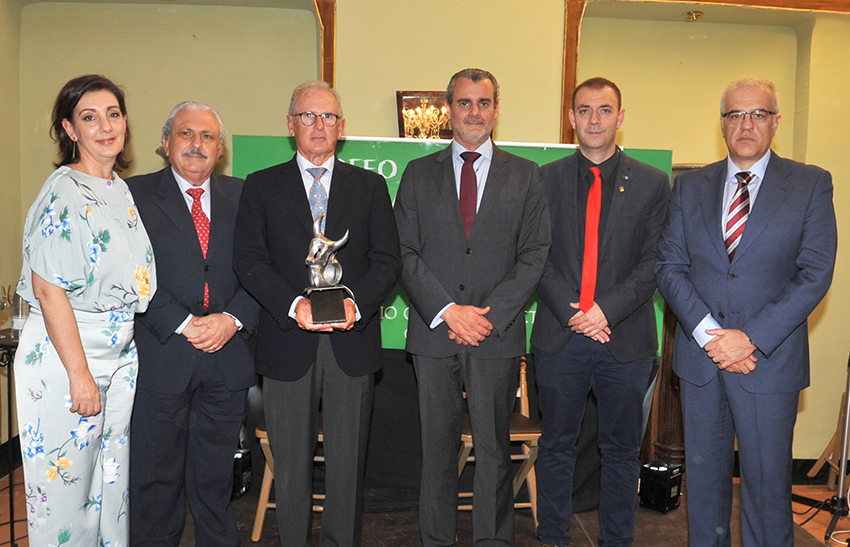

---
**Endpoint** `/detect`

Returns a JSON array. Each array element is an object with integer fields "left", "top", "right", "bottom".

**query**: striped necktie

[{"left": 725, "top": 171, "right": 751, "bottom": 260}]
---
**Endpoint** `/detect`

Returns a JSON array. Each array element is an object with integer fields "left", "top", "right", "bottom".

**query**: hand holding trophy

[{"left": 305, "top": 213, "right": 354, "bottom": 323}]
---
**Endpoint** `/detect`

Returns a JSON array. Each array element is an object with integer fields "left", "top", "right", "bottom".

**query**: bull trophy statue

[{"left": 304, "top": 213, "right": 354, "bottom": 323}]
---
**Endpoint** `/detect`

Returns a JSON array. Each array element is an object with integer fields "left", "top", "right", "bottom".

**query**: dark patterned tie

[
  {"left": 459, "top": 151, "right": 481, "bottom": 239},
  {"left": 187, "top": 187, "right": 210, "bottom": 310},
  {"left": 579, "top": 166, "right": 602, "bottom": 313},
  {"left": 725, "top": 172, "right": 751, "bottom": 261}
]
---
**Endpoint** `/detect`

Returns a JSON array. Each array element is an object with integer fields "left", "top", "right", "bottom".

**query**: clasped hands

[
  {"left": 704, "top": 328, "right": 758, "bottom": 374},
  {"left": 183, "top": 313, "right": 239, "bottom": 353},
  {"left": 569, "top": 302, "right": 610, "bottom": 344},
  {"left": 295, "top": 298, "right": 356, "bottom": 332},
  {"left": 444, "top": 304, "right": 493, "bottom": 346}
]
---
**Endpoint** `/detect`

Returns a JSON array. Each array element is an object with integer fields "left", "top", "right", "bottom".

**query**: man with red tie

[
  {"left": 127, "top": 102, "right": 259, "bottom": 546},
  {"left": 656, "top": 77, "right": 837, "bottom": 547},
  {"left": 395, "top": 68, "right": 551, "bottom": 546},
  {"left": 531, "top": 77, "right": 670, "bottom": 547}
]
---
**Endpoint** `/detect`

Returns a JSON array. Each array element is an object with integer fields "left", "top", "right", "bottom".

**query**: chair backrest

[
  {"left": 462, "top": 355, "right": 531, "bottom": 418},
  {"left": 518, "top": 356, "right": 530, "bottom": 418}
]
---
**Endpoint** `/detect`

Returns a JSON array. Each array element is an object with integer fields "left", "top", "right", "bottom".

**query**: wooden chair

[
  {"left": 252, "top": 415, "right": 325, "bottom": 542},
  {"left": 457, "top": 356, "right": 541, "bottom": 526},
  {"left": 808, "top": 391, "right": 849, "bottom": 492}
]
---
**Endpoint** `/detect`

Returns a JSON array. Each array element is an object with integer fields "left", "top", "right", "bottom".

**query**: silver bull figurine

[{"left": 306, "top": 214, "right": 349, "bottom": 288}]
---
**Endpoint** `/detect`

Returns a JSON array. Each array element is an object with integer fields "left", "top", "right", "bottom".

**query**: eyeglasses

[
  {"left": 293, "top": 111, "right": 340, "bottom": 127},
  {"left": 721, "top": 109, "right": 776, "bottom": 124}
]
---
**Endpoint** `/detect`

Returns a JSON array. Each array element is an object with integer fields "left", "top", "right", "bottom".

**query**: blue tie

[{"left": 307, "top": 167, "right": 328, "bottom": 231}]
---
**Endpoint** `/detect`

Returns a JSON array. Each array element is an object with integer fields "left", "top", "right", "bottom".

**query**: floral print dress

[{"left": 15, "top": 166, "right": 156, "bottom": 547}]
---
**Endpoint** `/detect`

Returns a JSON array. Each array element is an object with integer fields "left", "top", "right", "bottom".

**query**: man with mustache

[
  {"left": 395, "top": 68, "right": 551, "bottom": 546},
  {"left": 127, "top": 102, "right": 259, "bottom": 547}
]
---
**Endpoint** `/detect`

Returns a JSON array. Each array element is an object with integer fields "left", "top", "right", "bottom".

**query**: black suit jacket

[
  {"left": 395, "top": 144, "right": 551, "bottom": 359},
  {"left": 127, "top": 168, "right": 259, "bottom": 394},
  {"left": 232, "top": 156, "right": 401, "bottom": 382},
  {"left": 531, "top": 151, "right": 670, "bottom": 363}
]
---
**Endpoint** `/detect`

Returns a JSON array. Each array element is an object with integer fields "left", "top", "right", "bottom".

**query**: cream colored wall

[
  {"left": 578, "top": 17, "right": 797, "bottom": 165},
  {"left": 335, "top": 0, "right": 565, "bottom": 143},
  {"left": 796, "top": 16, "right": 850, "bottom": 459},
  {"left": 19, "top": 2, "right": 319, "bottom": 211},
  {"left": 0, "top": 0, "right": 21, "bottom": 443}
]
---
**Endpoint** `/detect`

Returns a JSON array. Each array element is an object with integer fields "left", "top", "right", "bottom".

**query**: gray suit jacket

[
  {"left": 394, "top": 143, "right": 551, "bottom": 359},
  {"left": 531, "top": 151, "right": 670, "bottom": 363},
  {"left": 656, "top": 153, "right": 837, "bottom": 393}
]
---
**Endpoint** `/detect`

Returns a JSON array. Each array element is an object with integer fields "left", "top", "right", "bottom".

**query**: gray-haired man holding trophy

[{"left": 233, "top": 80, "right": 401, "bottom": 547}]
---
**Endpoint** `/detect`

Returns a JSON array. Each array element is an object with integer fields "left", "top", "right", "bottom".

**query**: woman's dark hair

[{"left": 50, "top": 74, "right": 131, "bottom": 171}]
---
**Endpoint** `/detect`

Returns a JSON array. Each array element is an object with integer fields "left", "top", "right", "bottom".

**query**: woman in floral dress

[{"left": 15, "top": 74, "right": 156, "bottom": 547}]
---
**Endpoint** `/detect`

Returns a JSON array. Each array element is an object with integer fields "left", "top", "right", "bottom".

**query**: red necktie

[
  {"left": 579, "top": 166, "right": 602, "bottom": 313},
  {"left": 187, "top": 187, "right": 210, "bottom": 310},
  {"left": 459, "top": 151, "right": 481, "bottom": 240},
  {"left": 725, "top": 172, "right": 751, "bottom": 261}
]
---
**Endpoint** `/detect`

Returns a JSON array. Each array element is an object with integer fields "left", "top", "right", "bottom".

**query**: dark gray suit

[
  {"left": 128, "top": 167, "right": 259, "bottom": 547},
  {"left": 656, "top": 153, "right": 837, "bottom": 546},
  {"left": 395, "top": 142, "right": 550, "bottom": 545},
  {"left": 531, "top": 151, "right": 669, "bottom": 546}
]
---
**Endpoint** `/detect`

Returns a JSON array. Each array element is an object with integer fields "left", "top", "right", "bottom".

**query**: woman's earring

[{"left": 72, "top": 140, "right": 76, "bottom": 161}]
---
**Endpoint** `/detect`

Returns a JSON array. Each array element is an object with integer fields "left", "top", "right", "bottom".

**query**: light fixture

[{"left": 685, "top": 11, "right": 704, "bottom": 22}]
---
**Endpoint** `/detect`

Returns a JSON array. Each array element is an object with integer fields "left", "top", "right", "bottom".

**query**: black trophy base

[{"left": 309, "top": 287, "right": 347, "bottom": 324}]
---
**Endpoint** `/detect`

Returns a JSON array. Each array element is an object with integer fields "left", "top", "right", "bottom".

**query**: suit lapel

[
  {"left": 558, "top": 153, "right": 584, "bottom": 253},
  {"left": 600, "top": 153, "right": 630, "bottom": 249},
  {"left": 156, "top": 168, "right": 204, "bottom": 260},
  {"left": 435, "top": 145, "right": 467, "bottom": 240},
  {"left": 325, "top": 159, "right": 351, "bottom": 238},
  {"left": 733, "top": 153, "right": 791, "bottom": 262},
  {"left": 698, "top": 161, "right": 729, "bottom": 263},
  {"left": 277, "top": 158, "right": 315, "bottom": 237},
  {"left": 471, "top": 145, "right": 511, "bottom": 241},
  {"left": 207, "top": 174, "right": 232, "bottom": 255}
]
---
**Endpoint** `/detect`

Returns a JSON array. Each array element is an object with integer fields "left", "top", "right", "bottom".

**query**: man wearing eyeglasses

[
  {"left": 233, "top": 80, "right": 401, "bottom": 546},
  {"left": 531, "top": 77, "right": 670, "bottom": 547},
  {"left": 656, "top": 77, "right": 836, "bottom": 547}
]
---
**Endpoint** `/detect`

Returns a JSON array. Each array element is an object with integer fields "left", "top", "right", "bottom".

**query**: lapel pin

[{"left": 619, "top": 186, "right": 625, "bottom": 192}]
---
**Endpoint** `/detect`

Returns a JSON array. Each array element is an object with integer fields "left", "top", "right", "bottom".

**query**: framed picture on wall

[{"left": 396, "top": 91, "right": 453, "bottom": 139}]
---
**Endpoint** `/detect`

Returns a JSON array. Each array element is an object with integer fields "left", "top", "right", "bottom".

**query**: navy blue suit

[
  {"left": 532, "top": 151, "right": 669, "bottom": 546},
  {"left": 656, "top": 153, "right": 837, "bottom": 547},
  {"left": 233, "top": 156, "right": 400, "bottom": 546},
  {"left": 128, "top": 167, "right": 259, "bottom": 547}
]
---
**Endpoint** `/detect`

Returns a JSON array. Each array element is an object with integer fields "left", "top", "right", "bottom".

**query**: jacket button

[
  {"left": 727, "top": 273, "right": 735, "bottom": 280},
  {"left": 719, "top": 312, "right": 725, "bottom": 319},
  {"left": 459, "top": 285, "right": 465, "bottom": 291},
  {"left": 466, "top": 248, "right": 472, "bottom": 255},
  {"left": 204, "top": 265, "right": 210, "bottom": 272}
]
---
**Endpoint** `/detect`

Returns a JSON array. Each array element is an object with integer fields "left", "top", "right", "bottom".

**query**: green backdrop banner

[{"left": 233, "top": 135, "right": 673, "bottom": 351}]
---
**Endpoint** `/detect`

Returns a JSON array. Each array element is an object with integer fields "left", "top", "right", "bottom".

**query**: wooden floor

[
  {"left": 0, "top": 466, "right": 848, "bottom": 546},
  {"left": 0, "top": 468, "right": 27, "bottom": 547},
  {"left": 793, "top": 483, "right": 850, "bottom": 545}
]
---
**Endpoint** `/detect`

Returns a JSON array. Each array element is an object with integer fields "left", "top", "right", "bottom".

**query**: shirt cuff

[
  {"left": 176, "top": 314, "right": 193, "bottom": 335},
  {"left": 693, "top": 313, "right": 722, "bottom": 348},
  {"left": 289, "top": 296, "right": 305, "bottom": 320},
  {"left": 223, "top": 312, "right": 243, "bottom": 330},
  {"left": 430, "top": 302, "right": 455, "bottom": 329}
]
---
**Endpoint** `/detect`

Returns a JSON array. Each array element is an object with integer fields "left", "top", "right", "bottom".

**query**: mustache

[{"left": 182, "top": 148, "right": 208, "bottom": 159}]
